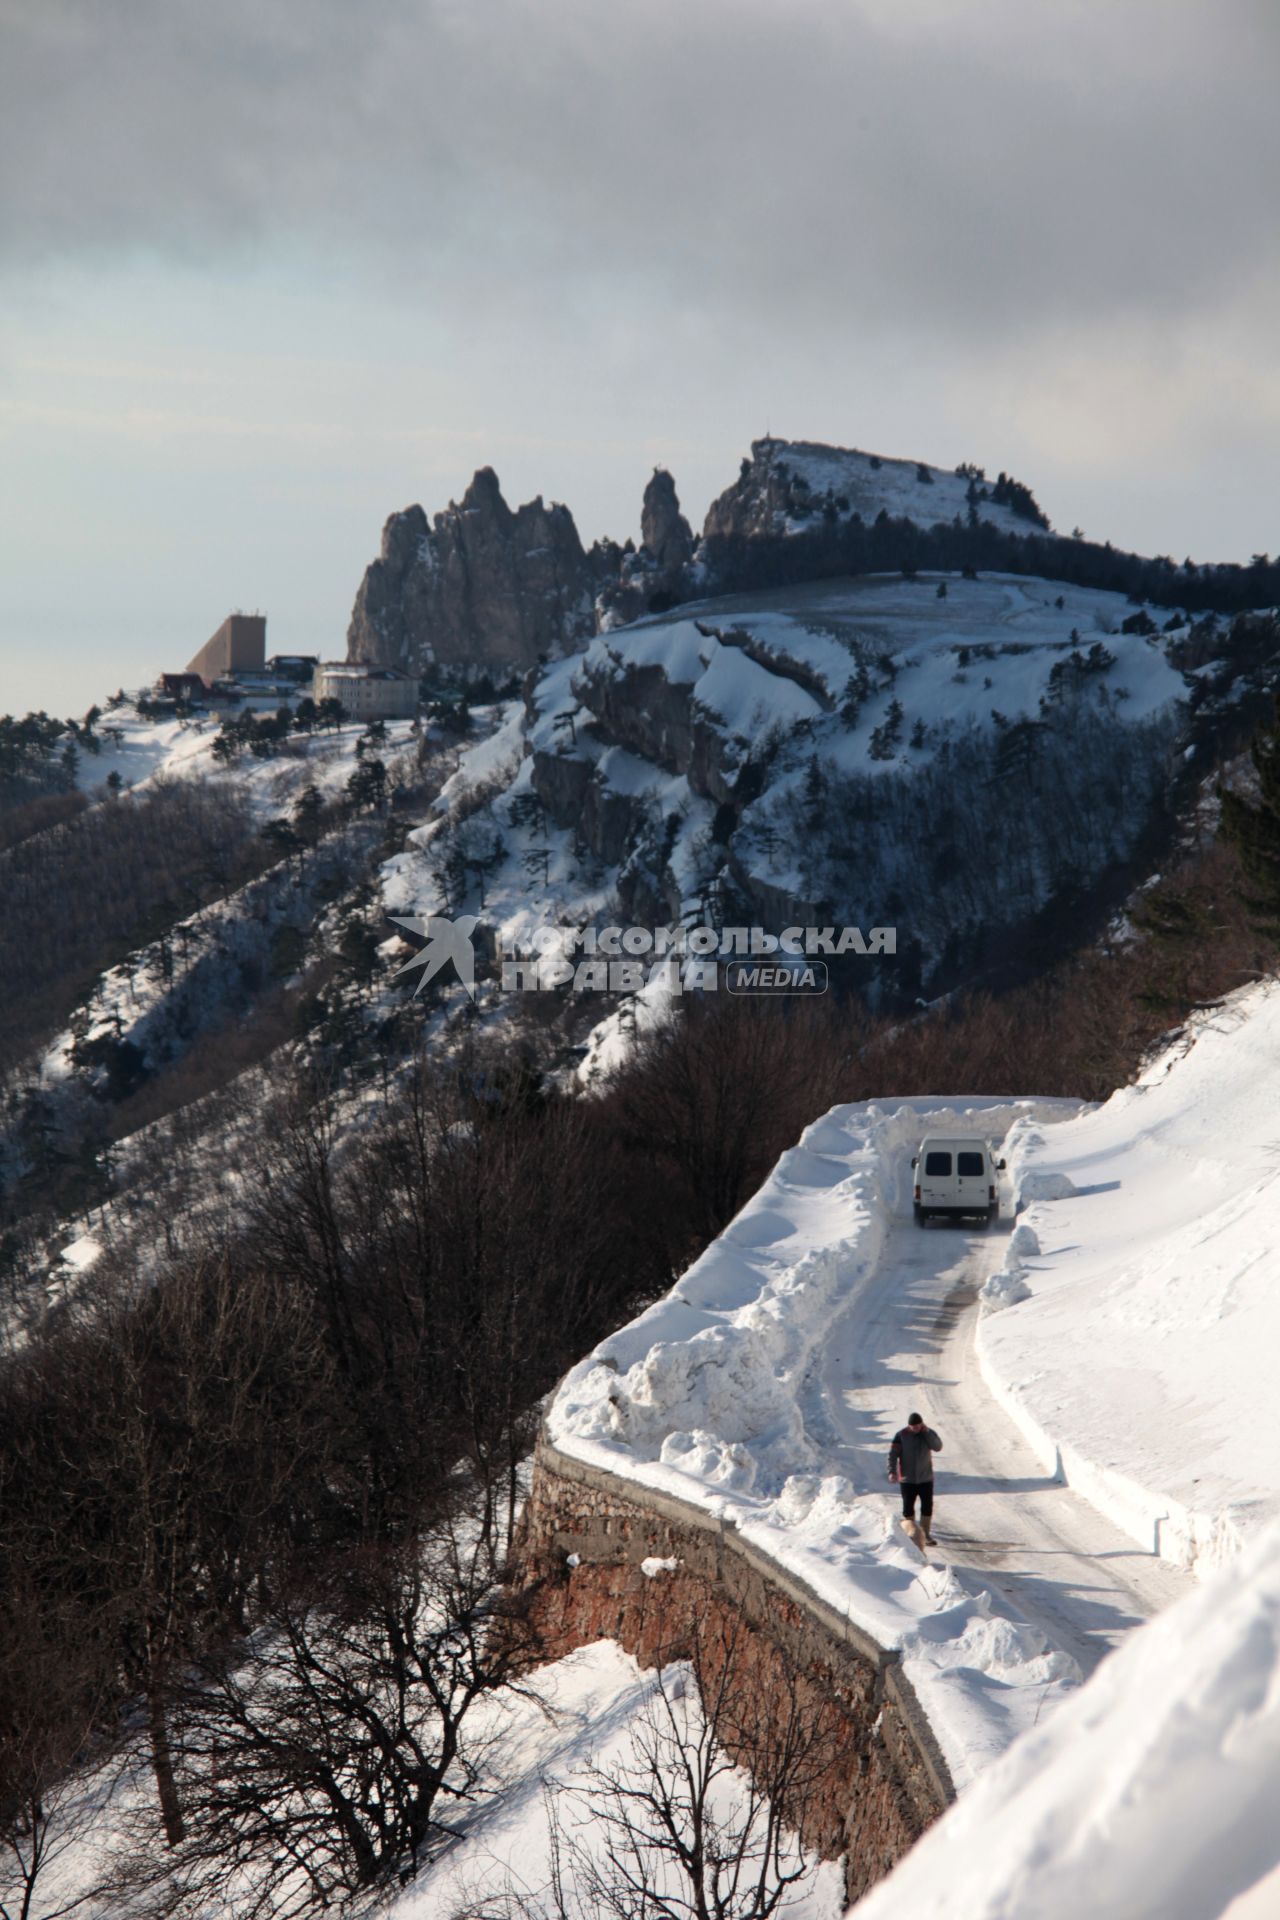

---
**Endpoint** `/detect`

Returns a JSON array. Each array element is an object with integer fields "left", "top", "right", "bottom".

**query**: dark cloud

[{"left": 3, "top": 0, "right": 1278, "bottom": 346}]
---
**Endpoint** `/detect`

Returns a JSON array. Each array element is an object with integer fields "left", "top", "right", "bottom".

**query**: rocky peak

[
  {"left": 347, "top": 468, "right": 597, "bottom": 680},
  {"left": 702, "top": 437, "right": 808, "bottom": 542},
  {"left": 460, "top": 466, "right": 512, "bottom": 522},
  {"left": 640, "top": 468, "right": 694, "bottom": 573},
  {"left": 702, "top": 436, "right": 1050, "bottom": 546}
]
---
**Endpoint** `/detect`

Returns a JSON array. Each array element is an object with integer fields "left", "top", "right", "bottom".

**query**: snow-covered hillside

[
  {"left": 379, "top": 570, "right": 1192, "bottom": 1013},
  {"left": 72, "top": 700, "right": 422, "bottom": 819},
  {"left": 6, "top": 702, "right": 424, "bottom": 1092},
  {"left": 386, "top": 1641, "right": 844, "bottom": 1920}
]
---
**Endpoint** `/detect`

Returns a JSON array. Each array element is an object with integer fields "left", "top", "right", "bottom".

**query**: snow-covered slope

[
  {"left": 379, "top": 570, "right": 1191, "bottom": 1013},
  {"left": 73, "top": 701, "right": 421, "bottom": 819},
  {"left": 979, "top": 980, "right": 1280, "bottom": 1572},
  {"left": 387, "top": 1641, "right": 843, "bottom": 1920},
  {"left": 849, "top": 1513, "right": 1280, "bottom": 1920}
]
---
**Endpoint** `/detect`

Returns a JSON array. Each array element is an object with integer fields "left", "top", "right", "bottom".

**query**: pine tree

[{"left": 1218, "top": 696, "right": 1280, "bottom": 928}]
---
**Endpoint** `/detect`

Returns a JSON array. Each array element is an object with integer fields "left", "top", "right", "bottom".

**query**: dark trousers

[{"left": 901, "top": 1480, "right": 934, "bottom": 1522}]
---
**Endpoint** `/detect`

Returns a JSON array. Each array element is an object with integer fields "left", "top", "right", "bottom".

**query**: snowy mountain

[
  {"left": 5, "top": 526, "right": 1275, "bottom": 1311},
  {"left": 702, "top": 439, "right": 1049, "bottom": 544},
  {"left": 380, "top": 567, "right": 1217, "bottom": 1016}
]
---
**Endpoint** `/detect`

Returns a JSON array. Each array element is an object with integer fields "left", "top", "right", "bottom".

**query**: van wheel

[{"left": 914, "top": 1204, "right": 925, "bottom": 1226}]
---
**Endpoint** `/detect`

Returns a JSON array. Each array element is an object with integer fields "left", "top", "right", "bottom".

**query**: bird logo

[{"left": 389, "top": 914, "right": 479, "bottom": 999}]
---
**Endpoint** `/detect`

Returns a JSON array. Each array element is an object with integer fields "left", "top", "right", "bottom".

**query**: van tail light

[
  {"left": 989, "top": 1184, "right": 996, "bottom": 1202},
  {"left": 914, "top": 1184, "right": 921, "bottom": 1204}
]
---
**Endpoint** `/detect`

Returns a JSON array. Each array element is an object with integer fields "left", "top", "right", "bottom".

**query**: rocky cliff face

[
  {"left": 347, "top": 467, "right": 599, "bottom": 680},
  {"left": 703, "top": 439, "right": 800, "bottom": 543},
  {"left": 641, "top": 467, "right": 694, "bottom": 574}
]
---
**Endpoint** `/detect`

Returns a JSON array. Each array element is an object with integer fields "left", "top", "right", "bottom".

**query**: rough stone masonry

[{"left": 517, "top": 1441, "right": 954, "bottom": 1907}]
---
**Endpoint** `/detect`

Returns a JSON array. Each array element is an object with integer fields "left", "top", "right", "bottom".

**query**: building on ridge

[
  {"left": 312, "top": 663, "right": 419, "bottom": 720},
  {"left": 186, "top": 613, "right": 267, "bottom": 683}
]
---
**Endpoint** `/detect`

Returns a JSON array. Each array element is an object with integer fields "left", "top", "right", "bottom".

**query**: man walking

[{"left": 888, "top": 1410, "right": 943, "bottom": 1545}]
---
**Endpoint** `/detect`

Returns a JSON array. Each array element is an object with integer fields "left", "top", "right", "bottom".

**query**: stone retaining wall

[{"left": 518, "top": 1440, "right": 954, "bottom": 1907}]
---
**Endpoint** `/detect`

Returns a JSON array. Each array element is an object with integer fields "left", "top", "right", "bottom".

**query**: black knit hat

[{"left": 908, "top": 1411, "right": 924, "bottom": 1425}]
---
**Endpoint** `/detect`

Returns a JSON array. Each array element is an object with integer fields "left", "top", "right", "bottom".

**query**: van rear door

[
  {"left": 956, "top": 1147, "right": 988, "bottom": 1212},
  {"left": 920, "top": 1147, "right": 953, "bottom": 1208}
]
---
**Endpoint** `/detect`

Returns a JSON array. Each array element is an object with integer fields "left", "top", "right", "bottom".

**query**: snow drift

[{"left": 849, "top": 1510, "right": 1280, "bottom": 1920}]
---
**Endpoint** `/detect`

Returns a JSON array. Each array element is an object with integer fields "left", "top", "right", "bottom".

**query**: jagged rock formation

[
  {"left": 592, "top": 467, "right": 699, "bottom": 630},
  {"left": 347, "top": 468, "right": 599, "bottom": 680},
  {"left": 348, "top": 462, "right": 704, "bottom": 683},
  {"left": 641, "top": 467, "right": 694, "bottom": 574},
  {"left": 348, "top": 437, "right": 1280, "bottom": 692},
  {"left": 345, "top": 441, "right": 1066, "bottom": 685}
]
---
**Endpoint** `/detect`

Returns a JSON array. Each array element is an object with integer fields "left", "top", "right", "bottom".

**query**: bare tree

[
  {"left": 607, "top": 994, "right": 865, "bottom": 1247},
  {"left": 124, "top": 1523, "right": 534, "bottom": 1920},
  {"left": 453, "top": 1616, "right": 839, "bottom": 1920},
  {"left": 0, "top": 1576, "right": 114, "bottom": 1920}
]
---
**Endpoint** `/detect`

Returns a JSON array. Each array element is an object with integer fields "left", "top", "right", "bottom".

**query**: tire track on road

[{"left": 820, "top": 1220, "right": 1190, "bottom": 1677}]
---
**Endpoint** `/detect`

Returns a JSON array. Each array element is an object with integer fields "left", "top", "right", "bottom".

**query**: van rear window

[
  {"left": 924, "top": 1151, "right": 952, "bottom": 1176},
  {"left": 957, "top": 1151, "right": 984, "bottom": 1176}
]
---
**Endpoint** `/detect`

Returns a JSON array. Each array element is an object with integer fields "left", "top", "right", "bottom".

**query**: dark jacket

[{"left": 889, "top": 1425, "right": 942, "bottom": 1483}]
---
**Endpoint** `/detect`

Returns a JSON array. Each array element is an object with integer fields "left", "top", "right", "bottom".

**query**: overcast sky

[{"left": 2, "top": 0, "right": 1278, "bottom": 716}]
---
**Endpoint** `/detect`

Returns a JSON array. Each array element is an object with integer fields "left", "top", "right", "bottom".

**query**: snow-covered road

[{"left": 818, "top": 1219, "right": 1190, "bottom": 1678}]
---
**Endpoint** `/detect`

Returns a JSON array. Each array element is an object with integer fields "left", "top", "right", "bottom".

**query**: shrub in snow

[
  {"left": 981, "top": 1268, "right": 1032, "bottom": 1314},
  {"left": 1019, "top": 1169, "right": 1078, "bottom": 1204},
  {"left": 868, "top": 699, "right": 905, "bottom": 761}
]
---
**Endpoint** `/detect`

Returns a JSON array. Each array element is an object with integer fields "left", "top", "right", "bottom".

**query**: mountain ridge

[{"left": 346, "top": 435, "right": 1280, "bottom": 686}]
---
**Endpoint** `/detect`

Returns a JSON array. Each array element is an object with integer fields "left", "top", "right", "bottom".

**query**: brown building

[{"left": 186, "top": 613, "right": 266, "bottom": 683}]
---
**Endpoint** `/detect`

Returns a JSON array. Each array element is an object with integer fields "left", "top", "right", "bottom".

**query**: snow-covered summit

[{"left": 703, "top": 437, "right": 1050, "bottom": 545}]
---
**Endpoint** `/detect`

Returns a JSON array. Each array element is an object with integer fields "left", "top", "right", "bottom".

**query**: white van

[{"left": 911, "top": 1136, "right": 1005, "bottom": 1226}]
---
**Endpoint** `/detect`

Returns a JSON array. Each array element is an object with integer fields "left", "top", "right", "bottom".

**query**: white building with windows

[{"left": 312, "top": 663, "right": 419, "bottom": 719}]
